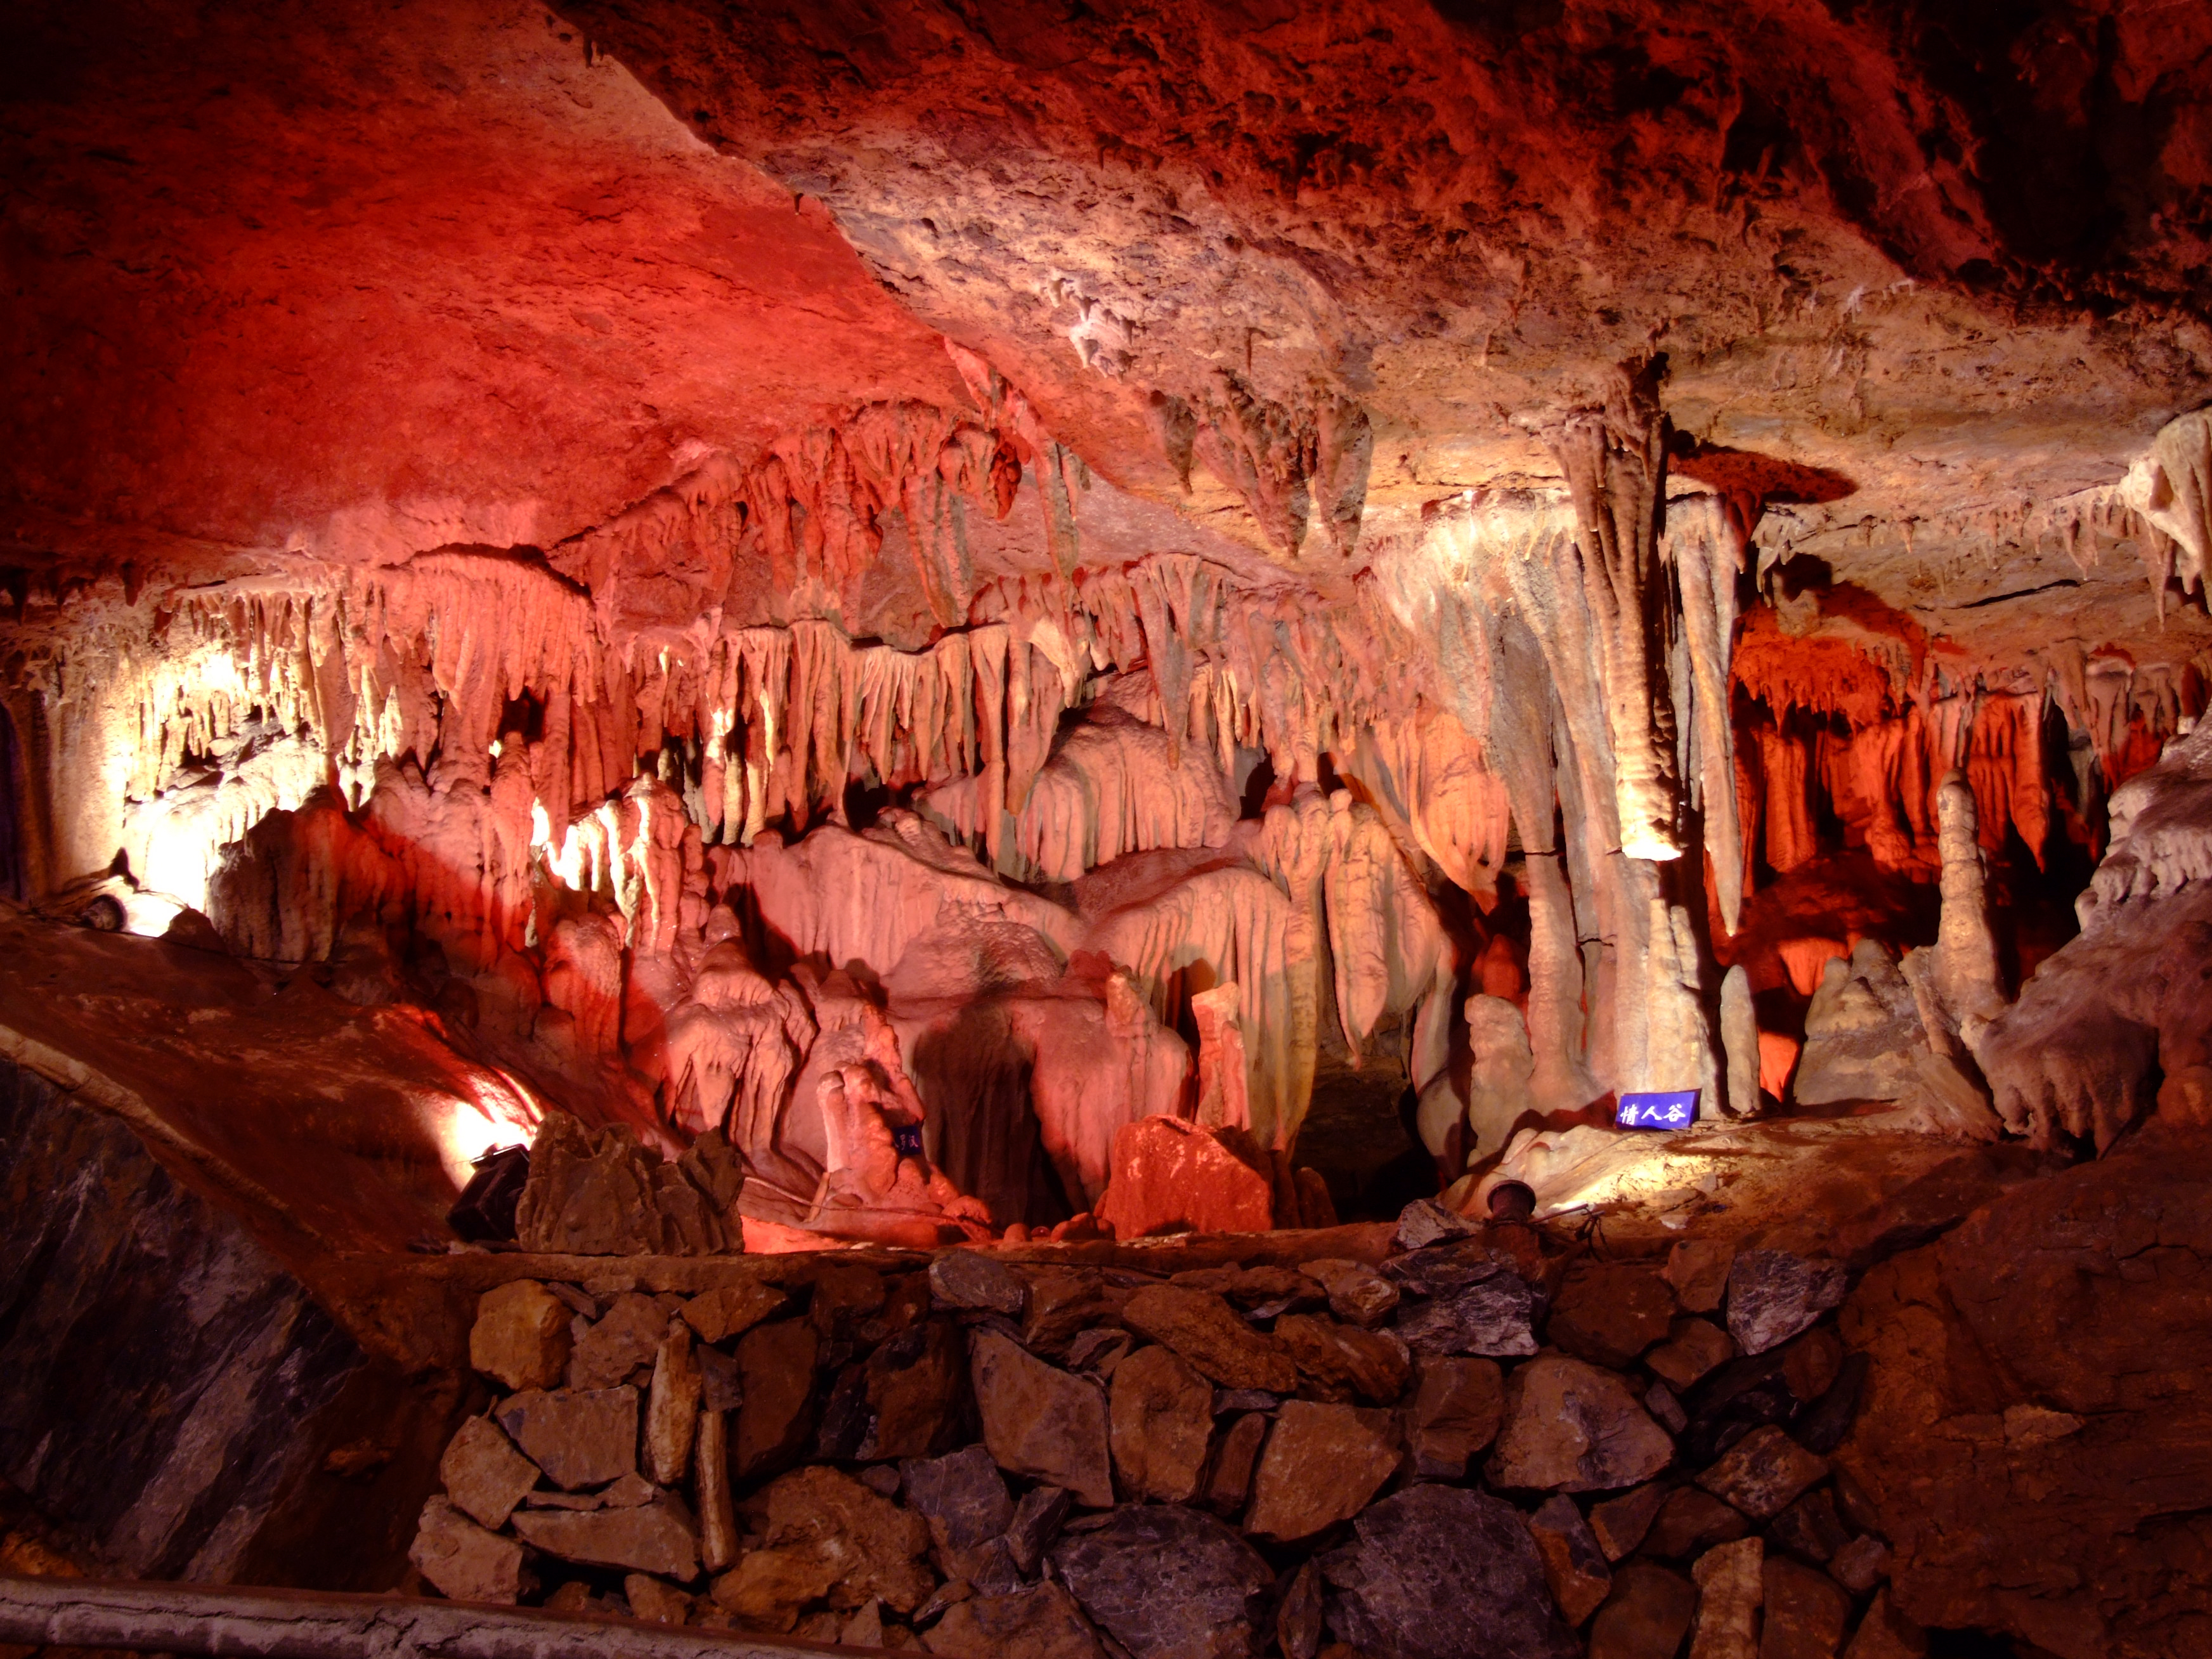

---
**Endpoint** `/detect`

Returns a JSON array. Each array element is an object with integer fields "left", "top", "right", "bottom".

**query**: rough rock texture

[
  {"left": 1243, "top": 1401, "right": 1402, "bottom": 1544},
  {"left": 1050, "top": 1506, "right": 1274, "bottom": 1659},
  {"left": 970, "top": 1330, "right": 1114, "bottom": 1508},
  {"left": 1320, "top": 1485, "right": 1579, "bottom": 1659},
  {"left": 1486, "top": 1356, "right": 1675, "bottom": 1493},
  {"left": 509, "top": 1498, "right": 699, "bottom": 1580},
  {"left": 468, "top": 1282, "right": 573, "bottom": 1393},
  {"left": 408, "top": 1499, "right": 530, "bottom": 1605},
  {"left": 1838, "top": 1128, "right": 2212, "bottom": 1659},
  {"left": 926, "top": 1581, "right": 1103, "bottom": 1659},
  {"left": 1108, "top": 1344, "right": 1214, "bottom": 1504},
  {"left": 1121, "top": 1285, "right": 1298, "bottom": 1393}
]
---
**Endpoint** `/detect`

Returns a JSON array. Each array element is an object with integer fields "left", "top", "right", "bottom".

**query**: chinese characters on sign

[{"left": 1616, "top": 1090, "right": 1700, "bottom": 1131}]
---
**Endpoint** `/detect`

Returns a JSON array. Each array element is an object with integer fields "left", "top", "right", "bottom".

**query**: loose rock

[
  {"left": 1393, "top": 1275, "right": 1539, "bottom": 1358},
  {"left": 970, "top": 1328, "right": 1114, "bottom": 1507},
  {"left": 624, "top": 1573, "right": 693, "bottom": 1624},
  {"left": 1006, "top": 1484, "right": 1072, "bottom": 1575},
  {"left": 1587, "top": 1561, "right": 1696, "bottom": 1659},
  {"left": 1842, "top": 1589, "right": 1928, "bottom": 1658},
  {"left": 571, "top": 1291, "right": 670, "bottom": 1389},
  {"left": 1405, "top": 1355, "right": 1504, "bottom": 1479},
  {"left": 470, "top": 1280, "right": 573, "bottom": 1392},
  {"left": 1828, "top": 1534, "right": 1890, "bottom": 1594},
  {"left": 1770, "top": 1489, "right": 1849, "bottom": 1563},
  {"left": 1695, "top": 1425, "right": 1830, "bottom": 1521},
  {"left": 1782, "top": 1327, "right": 1845, "bottom": 1403},
  {"left": 1274, "top": 1313, "right": 1410, "bottom": 1403},
  {"left": 1485, "top": 1356, "right": 1674, "bottom": 1493},
  {"left": 1296, "top": 1258, "right": 1400, "bottom": 1327},
  {"left": 1761, "top": 1557, "right": 1851, "bottom": 1659},
  {"left": 1244, "top": 1400, "right": 1401, "bottom": 1544},
  {"left": 1726, "top": 1251, "right": 1847, "bottom": 1356},
  {"left": 925, "top": 1581, "right": 1102, "bottom": 1659},
  {"left": 1319, "top": 1485, "right": 1578, "bottom": 1659},
  {"left": 1202, "top": 1411, "right": 1269, "bottom": 1516},
  {"left": 1644, "top": 1317, "right": 1736, "bottom": 1391},
  {"left": 1391, "top": 1197, "right": 1480, "bottom": 1251},
  {"left": 410, "top": 1497, "right": 530, "bottom": 1604},
  {"left": 1121, "top": 1284, "right": 1297, "bottom": 1392},
  {"left": 1643, "top": 1488, "right": 1750, "bottom": 1559},
  {"left": 734, "top": 1319, "right": 821, "bottom": 1480},
  {"left": 680, "top": 1282, "right": 788, "bottom": 1344},
  {"left": 439, "top": 1415, "right": 540, "bottom": 1531},
  {"left": 1109, "top": 1343, "right": 1215, "bottom": 1502},
  {"left": 857, "top": 1317, "right": 966, "bottom": 1459},
  {"left": 1687, "top": 1536, "right": 1762, "bottom": 1659},
  {"left": 754, "top": 1465, "right": 935, "bottom": 1614},
  {"left": 511, "top": 1497, "right": 701, "bottom": 1581},
  {"left": 645, "top": 1320, "right": 703, "bottom": 1485},
  {"left": 930, "top": 1251, "right": 1029, "bottom": 1317},
  {"left": 1589, "top": 1481, "right": 1668, "bottom": 1561},
  {"left": 901, "top": 1444, "right": 1015, "bottom": 1576},
  {"left": 496, "top": 1387, "right": 638, "bottom": 1490},
  {"left": 1051, "top": 1504, "right": 1274, "bottom": 1659},
  {"left": 1663, "top": 1240, "right": 1734, "bottom": 1315},
  {"left": 1527, "top": 1495, "right": 1611, "bottom": 1627},
  {"left": 1547, "top": 1264, "right": 1675, "bottom": 1369}
]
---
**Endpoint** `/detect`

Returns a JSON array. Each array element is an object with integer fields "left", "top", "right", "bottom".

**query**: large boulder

[{"left": 1051, "top": 1504, "right": 1274, "bottom": 1659}]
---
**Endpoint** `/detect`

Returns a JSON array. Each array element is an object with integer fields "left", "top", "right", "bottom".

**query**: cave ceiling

[{"left": 6, "top": 0, "right": 2211, "bottom": 668}]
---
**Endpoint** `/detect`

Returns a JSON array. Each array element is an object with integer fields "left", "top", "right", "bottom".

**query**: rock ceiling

[{"left": 7, "top": 0, "right": 2211, "bottom": 649}]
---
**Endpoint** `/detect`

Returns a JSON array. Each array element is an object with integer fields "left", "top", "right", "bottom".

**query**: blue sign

[
  {"left": 892, "top": 1124, "right": 925, "bottom": 1157},
  {"left": 1617, "top": 1090, "right": 1699, "bottom": 1131}
]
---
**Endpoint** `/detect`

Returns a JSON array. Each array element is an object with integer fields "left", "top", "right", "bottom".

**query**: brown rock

[
  {"left": 410, "top": 1497, "right": 530, "bottom": 1604},
  {"left": 1842, "top": 1589, "right": 1927, "bottom": 1658},
  {"left": 930, "top": 1251, "right": 1029, "bottom": 1316},
  {"left": 1771, "top": 1490, "right": 1849, "bottom": 1564},
  {"left": 1485, "top": 1355, "right": 1674, "bottom": 1493},
  {"left": 1049, "top": 1504, "right": 1275, "bottom": 1659},
  {"left": 733, "top": 1319, "right": 820, "bottom": 1481},
  {"left": 1244, "top": 1400, "right": 1400, "bottom": 1544},
  {"left": 1689, "top": 1537, "right": 1763, "bottom": 1659},
  {"left": 1588, "top": 1561, "right": 1697, "bottom": 1659},
  {"left": 900, "top": 1444, "right": 1014, "bottom": 1574},
  {"left": 1528, "top": 1494, "right": 1613, "bottom": 1626},
  {"left": 1095, "top": 1115, "right": 1276, "bottom": 1240},
  {"left": 624, "top": 1573, "right": 693, "bottom": 1624},
  {"left": 1664, "top": 1239, "right": 1734, "bottom": 1314},
  {"left": 694, "top": 1409, "right": 738, "bottom": 1575},
  {"left": 1202, "top": 1410, "right": 1269, "bottom": 1516},
  {"left": 711, "top": 1545, "right": 841, "bottom": 1632},
  {"left": 680, "top": 1281, "right": 788, "bottom": 1344},
  {"left": 1296, "top": 1258, "right": 1400, "bottom": 1327},
  {"left": 496, "top": 1387, "right": 637, "bottom": 1491},
  {"left": 1275, "top": 1313, "right": 1411, "bottom": 1404},
  {"left": 810, "top": 1262, "right": 888, "bottom": 1343},
  {"left": 511, "top": 1497, "right": 701, "bottom": 1581},
  {"left": 470, "top": 1280, "right": 573, "bottom": 1393},
  {"left": 1277, "top": 1559, "right": 1324, "bottom": 1659},
  {"left": 1121, "top": 1284, "right": 1297, "bottom": 1393},
  {"left": 1645, "top": 1317, "right": 1737, "bottom": 1391},
  {"left": 1762, "top": 1558, "right": 1851, "bottom": 1659},
  {"left": 1696, "top": 1426, "right": 1830, "bottom": 1521},
  {"left": 1024, "top": 1268, "right": 1136, "bottom": 1356},
  {"left": 1007, "top": 1484, "right": 1072, "bottom": 1575},
  {"left": 439, "top": 1415, "right": 540, "bottom": 1530},
  {"left": 859, "top": 1317, "right": 966, "bottom": 1460},
  {"left": 757, "top": 1464, "right": 935, "bottom": 1613},
  {"left": 1590, "top": 1481, "right": 1669, "bottom": 1561},
  {"left": 1644, "top": 1487, "right": 1751, "bottom": 1559},
  {"left": 1826, "top": 1534, "right": 1889, "bottom": 1594},
  {"left": 1783, "top": 1327, "right": 1845, "bottom": 1403},
  {"left": 1406, "top": 1355, "right": 1504, "bottom": 1479},
  {"left": 1726, "top": 1251, "right": 1847, "bottom": 1357},
  {"left": 970, "top": 1328, "right": 1114, "bottom": 1507},
  {"left": 925, "top": 1582, "right": 1102, "bottom": 1659},
  {"left": 1109, "top": 1343, "right": 1214, "bottom": 1502},
  {"left": 1169, "top": 1263, "right": 1319, "bottom": 1308},
  {"left": 645, "top": 1319, "right": 703, "bottom": 1486},
  {"left": 1548, "top": 1263, "right": 1677, "bottom": 1368},
  {"left": 571, "top": 1291, "right": 670, "bottom": 1389}
]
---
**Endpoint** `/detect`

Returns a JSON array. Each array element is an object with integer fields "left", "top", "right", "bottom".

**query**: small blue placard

[
  {"left": 1618, "top": 1090, "right": 1699, "bottom": 1131},
  {"left": 892, "top": 1124, "right": 925, "bottom": 1157}
]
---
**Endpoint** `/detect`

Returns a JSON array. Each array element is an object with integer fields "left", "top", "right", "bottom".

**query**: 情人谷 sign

[{"left": 1617, "top": 1090, "right": 1698, "bottom": 1131}]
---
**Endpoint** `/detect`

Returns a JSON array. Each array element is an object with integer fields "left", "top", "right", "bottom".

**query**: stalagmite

[
  {"left": 1932, "top": 772, "right": 2007, "bottom": 1041},
  {"left": 1720, "top": 965, "right": 1760, "bottom": 1118}
]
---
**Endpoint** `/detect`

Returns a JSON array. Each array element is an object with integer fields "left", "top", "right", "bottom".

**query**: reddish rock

[
  {"left": 571, "top": 1292, "right": 670, "bottom": 1390},
  {"left": 1273, "top": 1313, "right": 1411, "bottom": 1404},
  {"left": 1318, "top": 1486, "right": 1578, "bottom": 1659},
  {"left": 495, "top": 1388, "right": 637, "bottom": 1492},
  {"left": 1664, "top": 1240, "right": 1735, "bottom": 1315},
  {"left": 1527, "top": 1495, "right": 1612, "bottom": 1627},
  {"left": 511, "top": 1498, "right": 701, "bottom": 1582},
  {"left": 410, "top": 1498, "right": 530, "bottom": 1604},
  {"left": 1587, "top": 1561, "right": 1696, "bottom": 1659},
  {"left": 925, "top": 1582, "right": 1102, "bottom": 1659},
  {"left": 1406, "top": 1355, "right": 1505, "bottom": 1480},
  {"left": 1109, "top": 1343, "right": 1215, "bottom": 1502},
  {"left": 1201, "top": 1410, "right": 1269, "bottom": 1516},
  {"left": 1688, "top": 1537, "right": 1764, "bottom": 1659},
  {"left": 1244, "top": 1401, "right": 1401, "bottom": 1544},
  {"left": 469, "top": 1281, "right": 572, "bottom": 1392},
  {"left": 1589, "top": 1482, "right": 1669, "bottom": 1561},
  {"left": 1547, "top": 1263, "right": 1677, "bottom": 1369},
  {"left": 1121, "top": 1284, "right": 1297, "bottom": 1393},
  {"left": 1696, "top": 1426, "right": 1830, "bottom": 1521},
  {"left": 733, "top": 1320, "right": 821, "bottom": 1481},
  {"left": 1095, "top": 1116, "right": 1276, "bottom": 1241},
  {"left": 1485, "top": 1356, "right": 1674, "bottom": 1493},
  {"left": 1298, "top": 1258, "right": 1402, "bottom": 1328},
  {"left": 1050, "top": 1505, "right": 1275, "bottom": 1659},
  {"left": 970, "top": 1329, "right": 1114, "bottom": 1508},
  {"left": 1645, "top": 1317, "right": 1736, "bottom": 1391},
  {"left": 1643, "top": 1488, "right": 1752, "bottom": 1559},
  {"left": 680, "top": 1282, "right": 788, "bottom": 1345},
  {"left": 1761, "top": 1557, "right": 1852, "bottom": 1659},
  {"left": 439, "top": 1415, "right": 540, "bottom": 1532}
]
